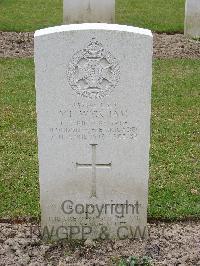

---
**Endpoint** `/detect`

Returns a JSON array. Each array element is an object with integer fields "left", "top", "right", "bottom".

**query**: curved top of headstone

[{"left": 34, "top": 23, "right": 152, "bottom": 38}]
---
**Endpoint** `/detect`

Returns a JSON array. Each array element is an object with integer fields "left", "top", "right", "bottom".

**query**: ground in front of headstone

[
  {"left": 0, "top": 222, "right": 199, "bottom": 265},
  {"left": 0, "top": 31, "right": 200, "bottom": 59}
]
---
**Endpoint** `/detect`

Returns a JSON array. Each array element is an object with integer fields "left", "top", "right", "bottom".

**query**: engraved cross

[{"left": 76, "top": 144, "right": 111, "bottom": 198}]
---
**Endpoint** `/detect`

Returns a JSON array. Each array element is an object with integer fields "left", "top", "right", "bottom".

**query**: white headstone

[
  {"left": 63, "top": 0, "right": 115, "bottom": 24},
  {"left": 34, "top": 24, "right": 153, "bottom": 240},
  {"left": 184, "top": 0, "right": 200, "bottom": 38}
]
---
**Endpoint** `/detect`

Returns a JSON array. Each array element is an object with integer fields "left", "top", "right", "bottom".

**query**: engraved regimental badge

[{"left": 67, "top": 38, "right": 120, "bottom": 99}]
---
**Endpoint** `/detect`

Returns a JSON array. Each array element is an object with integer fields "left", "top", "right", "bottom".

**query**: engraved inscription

[
  {"left": 76, "top": 144, "right": 111, "bottom": 198},
  {"left": 67, "top": 38, "right": 120, "bottom": 99},
  {"left": 49, "top": 102, "right": 138, "bottom": 141}
]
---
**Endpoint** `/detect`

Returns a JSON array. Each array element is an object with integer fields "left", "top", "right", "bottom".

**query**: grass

[
  {"left": 0, "top": 58, "right": 199, "bottom": 220},
  {"left": 117, "top": 256, "right": 152, "bottom": 266},
  {"left": 116, "top": 0, "right": 185, "bottom": 33},
  {"left": 0, "top": 59, "right": 39, "bottom": 218},
  {"left": 149, "top": 59, "right": 200, "bottom": 220},
  {"left": 0, "top": 0, "right": 62, "bottom": 32},
  {"left": 0, "top": 0, "right": 185, "bottom": 33}
]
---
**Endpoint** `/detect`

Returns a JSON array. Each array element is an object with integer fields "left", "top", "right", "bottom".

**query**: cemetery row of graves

[{"left": 0, "top": 0, "right": 185, "bottom": 32}]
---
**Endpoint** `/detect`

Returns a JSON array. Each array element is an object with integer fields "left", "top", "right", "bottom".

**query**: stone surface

[
  {"left": 63, "top": 0, "right": 115, "bottom": 24},
  {"left": 34, "top": 24, "right": 153, "bottom": 240},
  {"left": 184, "top": 0, "right": 200, "bottom": 38}
]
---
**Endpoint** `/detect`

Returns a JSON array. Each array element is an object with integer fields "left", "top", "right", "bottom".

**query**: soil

[
  {"left": 0, "top": 221, "right": 200, "bottom": 265},
  {"left": 153, "top": 33, "right": 200, "bottom": 59},
  {"left": 0, "top": 31, "right": 200, "bottom": 59},
  {"left": 0, "top": 32, "right": 33, "bottom": 58}
]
